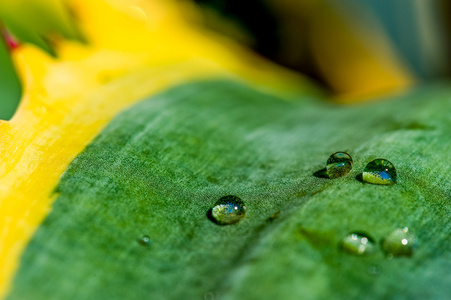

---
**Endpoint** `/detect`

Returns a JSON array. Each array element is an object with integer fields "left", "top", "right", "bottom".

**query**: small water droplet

[
  {"left": 138, "top": 235, "right": 151, "bottom": 246},
  {"left": 382, "top": 227, "right": 416, "bottom": 257},
  {"left": 326, "top": 152, "right": 353, "bottom": 178},
  {"left": 210, "top": 195, "right": 246, "bottom": 225},
  {"left": 340, "top": 232, "right": 375, "bottom": 256},
  {"left": 362, "top": 158, "right": 397, "bottom": 185}
]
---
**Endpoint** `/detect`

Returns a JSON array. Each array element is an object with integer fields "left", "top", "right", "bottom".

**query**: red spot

[{"left": 1, "top": 29, "right": 20, "bottom": 50}]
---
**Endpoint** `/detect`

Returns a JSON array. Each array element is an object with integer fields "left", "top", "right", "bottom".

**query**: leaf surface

[{"left": 7, "top": 80, "right": 451, "bottom": 299}]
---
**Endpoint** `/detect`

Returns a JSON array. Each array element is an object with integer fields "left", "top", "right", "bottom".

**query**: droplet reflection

[
  {"left": 382, "top": 227, "right": 416, "bottom": 257},
  {"left": 326, "top": 152, "right": 353, "bottom": 179},
  {"left": 138, "top": 235, "right": 151, "bottom": 246},
  {"left": 210, "top": 195, "right": 246, "bottom": 225},
  {"left": 362, "top": 158, "right": 397, "bottom": 185},
  {"left": 340, "top": 232, "right": 375, "bottom": 256}
]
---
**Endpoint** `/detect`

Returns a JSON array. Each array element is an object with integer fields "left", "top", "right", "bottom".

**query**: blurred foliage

[
  {"left": 191, "top": 0, "right": 280, "bottom": 58},
  {"left": 0, "top": 0, "right": 83, "bottom": 120},
  {"left": 191, "top": 0, "right": 416, "bottom": 98},
  {"left": 2, "top": 0, "right": 451, "bottom": 116},
  {"left": 0, "top": 37, "right": 21, "bottom": 120},
  {"left": 363, "top": 0, "right": 451, "bottom": 79},
  {"left": 0, "top": 0, "right": 83, "bottom": 55},
  {"left": 194, "top": 0, "right": 451, "bottom": 78}
]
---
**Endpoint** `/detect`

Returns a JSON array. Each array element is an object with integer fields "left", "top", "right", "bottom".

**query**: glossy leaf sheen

[{"left": 8, "top": 80, "right": 451, "bottom": 299}]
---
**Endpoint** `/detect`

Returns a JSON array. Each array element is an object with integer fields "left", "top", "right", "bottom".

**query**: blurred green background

[{"left": 1, "top": 0, "right": 450, "bottom": 119}]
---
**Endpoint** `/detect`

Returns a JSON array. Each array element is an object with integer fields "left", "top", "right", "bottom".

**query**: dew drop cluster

[
  {"left": 340, "top": 228, "right": 417, "bottom": 258},
  {"left": 201, "top": 152, "right": 412, "bottom": 260},
  {"left": 322, "top": 152, "right": 397, "bottom": 185}
]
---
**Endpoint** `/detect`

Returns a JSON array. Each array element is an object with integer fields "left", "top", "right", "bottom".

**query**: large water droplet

[
  {"left": 138, "top": 235, "right": 151, "bottom": 246},
  {"left": 382, "top": 227, "right": 416, "bottom": 257},
  {"left": 326, "top": 152, "right": 353, "bottom": 178},
  {"left": 211, "top": 195, "right": 246, "bottom": 225},
  {"left": 340, "top": 232, "right": 375, "bottom": 256},
  {"left": 362, "top": 158, "right": 397, "bottom": 185}
]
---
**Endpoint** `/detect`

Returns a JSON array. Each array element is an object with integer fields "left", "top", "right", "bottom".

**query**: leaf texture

[{"left": 7, "top": 80, "right": 451, "bottom": 299}]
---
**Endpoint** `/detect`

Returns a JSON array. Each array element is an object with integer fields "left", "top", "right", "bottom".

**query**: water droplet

[
  {"left": 340, "top": 232, "right": 376, "bottom": 256},
  {"left": 362, "top": 158, "right": 397, "bottom": 185},
  {"left": 382, "top": 227, "right": 416, "bottom": 257},
  {"left": 326, "top": 152, "right": 353, "bottom": 178},
  {"left": 138, "top": 235, "right": 151, "bottom": 246},
  {"left": 210, "top": 195, "right": 246, "bottom": 225}
]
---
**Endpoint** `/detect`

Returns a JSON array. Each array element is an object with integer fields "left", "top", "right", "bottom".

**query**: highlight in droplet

[
  {"left": 340, "top": 232, "right": 376, "bottom": 256},
  {"left": 381, "top": 227, "right": 416, "bottom": 257},
  {"left": 210, "top": 195, "right": 246, "bottom": 225},
  {"left": 362, "top": 158, "right": 397, "bottom": 185},
  {"left": 326, "top": 152, "right": 353, "bottom": 179}
]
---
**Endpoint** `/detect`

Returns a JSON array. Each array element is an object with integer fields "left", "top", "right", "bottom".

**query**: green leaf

[
  {"left": 0, "top": 0, "right": 83, "bottom": 55},
  {"left": 7, "top": 79, "right": 451, "bottom": 299},
  {"left": 0, "top": 39, "right": 21, "bottom": 120}
]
